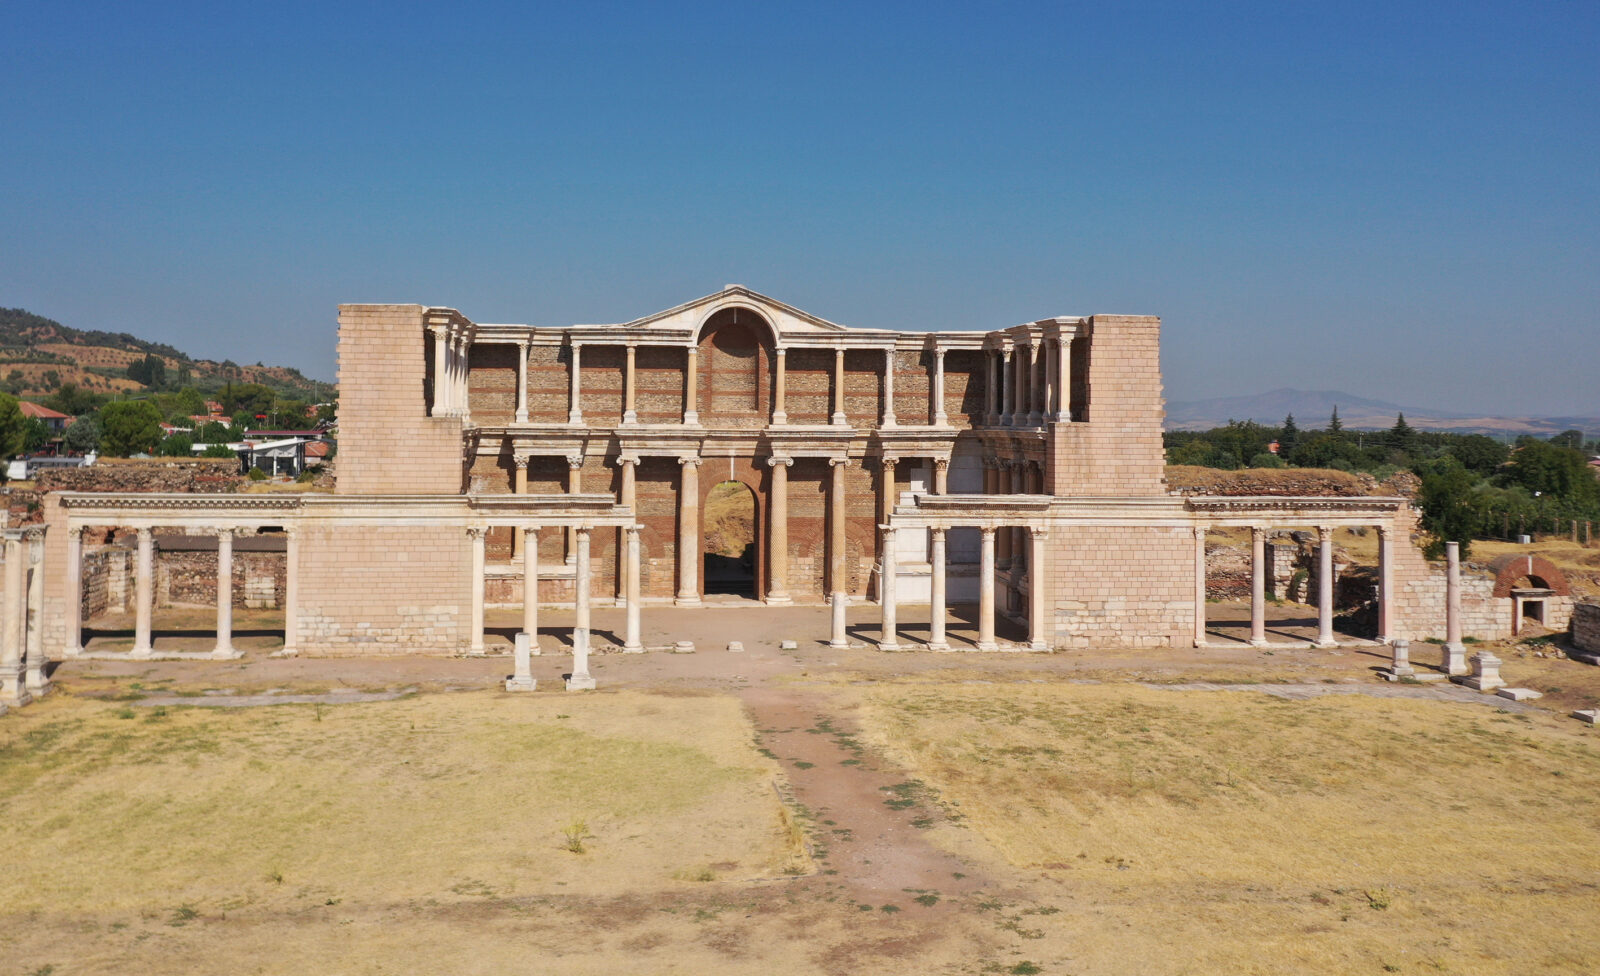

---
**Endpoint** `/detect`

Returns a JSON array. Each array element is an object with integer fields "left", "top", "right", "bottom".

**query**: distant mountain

[
  {"left": 1166, "top": 387, "right": 1600, "bottom": 438},
  {"left": 0, "top": 306, "right": 333, "bottom": 401}
]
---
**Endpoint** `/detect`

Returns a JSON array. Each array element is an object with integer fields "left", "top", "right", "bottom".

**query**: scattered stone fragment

[
  {"left": 1496, "top": 687, "right": 1541, "bottom": 702},
  {"left": 780, "top": 640, "right": 798, "bottom": 650},
  {"left": 673, "top": 641, "right": 695, "bottom": 654},
  {"left": 1571, "top": 710, "right": 1599, "bottom": 726},
  {"left": 727, "top": 641, "right": 744, "bottom": 653},
  {"left": 1453, "top": 651, "right": 1507, "bottom": 692}
]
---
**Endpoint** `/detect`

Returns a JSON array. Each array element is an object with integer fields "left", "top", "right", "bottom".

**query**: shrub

[
  {"left": 1249, "top": 452, "right": 1286, "bottom": 469},
  {"left": 247, "top": 466, "right": 269, "bottom": 481}
]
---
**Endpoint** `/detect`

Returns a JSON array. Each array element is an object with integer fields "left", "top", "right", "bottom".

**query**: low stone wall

[
  {"left": 1166, "top": 466, "right": 1380, "bottom": 497},
  {"left": 1574, "top": 602, "right": 1600, "bottom": 654},
  {"left": 35, "top": 458, "right": 245, "bottom": 495},
  {"left": 78, "top": 544, "right": 285, "bottom": 616},
  {"left": 82, "top": 546, "right": 132, "bottom": 617}
]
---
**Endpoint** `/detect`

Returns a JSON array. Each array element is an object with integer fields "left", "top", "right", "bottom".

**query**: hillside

[
  {"left": 1167, "top": 387, "right": 1600, "bottom": 437},
  {"left": 0, "top": 307, "right": 333, "bottom": 401}
]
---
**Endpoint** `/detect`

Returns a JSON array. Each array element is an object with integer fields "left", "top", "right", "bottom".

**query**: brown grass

[{"left": 1166, "top": 465, "right": 1377, "bottom": 496}]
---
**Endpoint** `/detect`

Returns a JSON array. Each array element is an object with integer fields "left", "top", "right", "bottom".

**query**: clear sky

[{"left": 3, "top": 1, "right": 1596, "bottom": 415}]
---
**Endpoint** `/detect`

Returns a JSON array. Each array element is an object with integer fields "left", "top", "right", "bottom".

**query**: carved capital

[
  {"left": 466, "top": 526, "right": 486, "bottom": 541},
  {"left": 135, "top": 527, "right": 153, "bottom": 543},
  {"left": 828, "top": 457, "right": 849, "bottom": 468},
  {"left": 512, "top": 454, "right": 531, "bottom": 470},
  {"left": 565, "top": 455, "right": 585, "bottom": 470},
  {"left": 615, "top": 453, "right": 640, "bottom": 467},
  {"left": 934, "top": 457, "right": 949, "bottom": 470},
  {"left": 1317, "top": 525, "right": 1334, "bottom": 542},
  {"left": 766, "top": 455, "right": 793, "bottom": 468},
  {"left": 66, "top": 526, "right": 83, "bottom": 542},
  {"left": 679, "top": 456, "right": 702, "bottom": 467},
  {"left": 1193, "top": 525, "right": 1208, "bottom": 541}
]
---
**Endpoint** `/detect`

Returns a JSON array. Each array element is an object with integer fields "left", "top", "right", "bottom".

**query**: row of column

[
  {"left": 430, "top": 326, "right": 472, "bottom": 422},
  {"left": 878, "top": 524, "right": 1049, "bottom": 652},
  {"left": 60, "top": 525, "right": 302, "bottom": 661},
  {"left": 505, "top": 342, "right": 954, "bottom": 430},
  {"left": 984, "top": 337, "right": 1072, "bottom": 427},
  {"left": 1191, "top": 524, "right": 1391, "bottom": 648},
  {"left": 0, "top": 528, "right": 48, "bottom": 708}
]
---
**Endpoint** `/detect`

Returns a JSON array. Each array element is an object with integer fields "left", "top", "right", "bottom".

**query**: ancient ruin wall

[
  {"left": 294, "top": 521, "right": 469, "bottom": 654},
  {"left": 1044, "top": 524, "right": 1194, "bottom": 649},
  {"left": 1046, "top": 315, "right": 1167, "bottom": 497},
  {"left": 1573, "top": 602, "right": 1600, "bottom": 653}
]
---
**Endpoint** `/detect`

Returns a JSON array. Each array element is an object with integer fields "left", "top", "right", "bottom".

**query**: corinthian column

[
  {"left": 1249, "top": 525, "right": 1267, "bottom": 647},
  {"left": 567, "top": 342, "right": 584, "bottom": 425},
  {"left": 928, "top": 527, "right": 948, "bottom": 651},
  {"left": 771, "top": 347, "right": 788, "bottom": 424},
  {"left": 676, "top": 457, "right": 702, "bottom": 607},
  {"left": 766, "top": 456, "right": 792, "bottom": 605},
  {"left": 829, "top": 457, "right": 848, "bottom": 595}
]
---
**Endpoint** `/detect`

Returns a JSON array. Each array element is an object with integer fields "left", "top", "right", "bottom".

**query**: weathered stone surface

[
  {"left": 1571, "top": 709, "right": 1598, "bottom": 726},
  {"left": 1496, "top": 687, "right": 1542, "bottom": 701}
]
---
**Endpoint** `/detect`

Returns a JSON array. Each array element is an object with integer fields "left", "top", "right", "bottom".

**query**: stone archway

[{"left": 704, "top": 481, "right": 759, "bottom": 598}]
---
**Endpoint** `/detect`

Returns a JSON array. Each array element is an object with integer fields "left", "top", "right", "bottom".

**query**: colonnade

[
  {"left": 984, "top": 335, "right": 1073, "bottom": 427},
  {"left": 428, "top": 324, "right": 474, "bottom": 423},
  {"left": 1191, "top": 523, "right": 1393, "bottom": 648},
  {"left": 879, "top": 522, "right": 1050, "bottom": 653},
  {"left": 0, "top": 527, "right": 49, "bottom": 710}
]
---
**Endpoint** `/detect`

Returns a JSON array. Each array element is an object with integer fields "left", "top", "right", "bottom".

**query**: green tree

[
  {"left": 98, "top": 400, "right": 165, "bottom": 456},
  {"left": 1328, "top": 405, "right": 1343, "bottom": 434},
  {"left": 157, "top": 433, "right": 194, "bottom": 457},
  {"left": 127, "top": 353, "right": 167, "bottom": 388},
  {"left": 1278, "top": 413, "right": 1301, "bottom": 458},
  {"left": 64, "top": 414, "right": 100, "bottom": 453},
  {"left": 1501, "top": 439, "right": 1600, "bottom": 512},
  {"left": 21, "top": 416, "right": 51, "bottom": 452},
  {"left": 1440, "top": 434, "right": 1510, "bottom": 477},
  {"left": 1387, "top": 412, "right": 1418, "bottom": 457},
  {"left": 44, "top": 383, "right": 106, "bottom": 416},
  {"left": 201, "top": 443, "right": 237, "bottom": 459},
  {"left": 195, "top": 421, "right": 233, "bottom": 444},
  {"left": 0, "top": 393, "right": 26, "bottom": 461},
  {"left": 1418, "top": 458, "right": 1480, "bottom": 558}
]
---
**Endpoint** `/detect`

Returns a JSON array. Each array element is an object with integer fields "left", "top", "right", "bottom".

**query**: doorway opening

[{"left": 704, "top": 481, "right": 757, "bottom": 597}]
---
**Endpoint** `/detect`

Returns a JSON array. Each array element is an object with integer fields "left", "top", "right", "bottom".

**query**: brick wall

[
  {"left": 294, "top": 522, "right": 469, "bottom": 654},
  {"left": 336, "top": 305, "right": 464, "bottom": 495},
  {"left": 1045, "top": 524, "right": 1193, "bottom": 648},
  {"left": 466, "top": 344, "right": 517, "bottom": 425}
]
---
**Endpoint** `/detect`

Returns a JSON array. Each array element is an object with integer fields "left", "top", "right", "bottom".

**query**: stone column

[
  {"left": 1377, "top": 524, "right": 1394, "bottom": 643},
  {"left": 982, "top": 457, "right": 997, "bottom": 495},
  {"left": 522, "top": 527, "right": 540, "bottom": 651},
  {"left": 829, "top": 590, "right": 849, "bottom": 648},
  {"left": 280, "top": 525, "right": 299, "bottom": 656},
  {"left": 1025, "top": 343, "right": 1042, "bottom": 425},
  {"left": 1249, "top": 525, "right": 1267, "bottom": 646},
  {"left": 1442, "top": 541, "right": 1467, "bottom": 674},
  {"left": 458, "top": 337, "right": 472, "bottom": 426},
  {"left": 1193, "top": 525, "right": 1208, "bottom": 647},
  {"left": 879, "top": 526, "right": 901, "bottom": 650},
  {"left": 1055, "top": 336, "right": 1071, "bottom": 421},
  {"left": 771, "top": 347, "right": 787, "bottom": 424},
  {"left": 928, "top": 527, "right": 948, "bottom": 650},
  {"left": 879, "top": 457, "right": 897, "bottom": 529},
  {"left": 829, "top": 457, "right": 848, "bottom": 596},
  {"left": 1, "top": 532, "right": 26, "bottom": 704},
  {"left": 683, "top": 346, "right": 699, "bottom": 424},
  {"left": 64, "top": 526, "right": 83, "bottom": 657},
  {"left": 1014, "top": 344, "right": 1029, "bottom": 425},
  {"left": 515, "top": 341, "right": 529, "bottom": 423},
  {"left": 623, "top": 525, "right": 642, "bottom": 652},
  {"left": 881, "top": 348, "right": 897, "bottom": 427},
  {"left": 984, "top": 348, "right": 998, "bottom": 425},
  {"left": 24, "top": 533, "right": 46, "bottom": 695},
  {"left": 1043, "top": 338, "right": 1058, "bottom": 423},
  {"left": 132, "top": 527, "right": 154, "bottom": 658},
  {"left": 766, "top": 456, "right": 791, "bottom": 605},
  {"left": 567, "top": 342, "right": 584, "bottom": 425},
  {"left": 213, "top": 528, "right": 237, "bottom": 659},
  {"left": 999, "top": 347, "right": 1013, "bottom": 426},
  {"left": 615, "top": 455, "right": 638, "bottom": 602},
  {"left": 676, "top": 457, "right": 702, "bottom": 607},
  {"left": 1027, "top": 527, "right": 1048, "bottom": 650},
  {"left": 934, "top": 458, "right": 949, "bottom": 495},
  {"left": 998, "top": 464, "right": 1015, "bottom": 567},
  {"left": 831, "top": 347, "right": 847, "bottom": 426},
  {"left": 468, "top": 527, "right": 486, "bottom": 654},
  {"left": 932, "top": 347, "right": 948, "bottom": 426},
  {"left": 431, "top": 327, "right": 448, "bottom": 416},
  {"left": 565, "top": 455, "right": 583, "bottom": 563},
  {"left": 622, "top": 343, "right": 638, "bottom": 424},
  {"left": 509, "top": 454, "right": 529, "bottom": 560},
  {"left": 977, "top": 527, "right": 998, "bottom": 650},
  {"left": 567, "top": 527, "right": 596, "bottom": 689},
  {"left": 1316, "top": 526, "right": 1336, "bottom": 647}
]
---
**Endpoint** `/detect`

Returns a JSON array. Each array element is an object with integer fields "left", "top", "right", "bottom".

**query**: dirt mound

[{"left": 1166, "top": 465, "right": 1379, "bottom": 497}]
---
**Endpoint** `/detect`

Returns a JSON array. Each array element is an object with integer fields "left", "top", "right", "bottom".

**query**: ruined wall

[
  {"left": 154, "top": 551, "right": 285, "bottom": 609},
  {"left": 294, "top": 522, "right": 469, "bottom": 654},
  {"left": 1045, "top": 524, "right": 1194, "bottom": 649},
  {"left": 466, "top": 344, "right": 517, "bottom": 425},
  {"left": 526, "top": 345, "right": 568, "bottom": 423},
  {"left": 35, "top": 458, "right": 244, "bottom": 495},
  {"left": 1046, "top": 315, "right": 1166, "bottom": 497},
  {"left": 1573, "top": 602, "right": 1600, "bottom": 654}
]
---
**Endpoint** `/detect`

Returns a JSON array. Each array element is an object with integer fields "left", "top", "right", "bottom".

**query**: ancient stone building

[{"left": 15, "top": 284, "right": 1457, "bottom": 682}]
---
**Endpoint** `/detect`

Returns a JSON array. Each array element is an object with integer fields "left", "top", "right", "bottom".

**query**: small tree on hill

[
  {"left": 99, "top": 400, "right": 164, "bottom": 456},
  {"left": 1328, "top": 405, "right": 1343, "bottom": 435},
  {"left": 1388, "top": 412, "right": 1418, "bottom": 456},
  {"left": 64, "top": 414, "right": 100, "bottom": 454},
  {"left": 1279, "top": 413, "right": 1301, "bottom": 458},
  {"left": 0, "top": 393, "right": 26, "bottom": 460}
]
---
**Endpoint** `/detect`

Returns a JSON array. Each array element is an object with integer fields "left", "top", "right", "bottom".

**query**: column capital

[
  {"left": 566, "top": 454, "right": 585, "bottom": 470},
  {"left": 66, "top": 526, "right": 83, "bottom": 541},
  {"left": 516, "top": 338, "right": 529, "bottom": 350},
  {"left": 1250, "top": 524, "right": 1267, "bottom": 538},
  {"left": 1193, "top": 524, "right": 1208, "bottom": 541},
  {"left": 513, "top": 453, "right": 531, "bottom": 469},
  {"left": 774, "top": 345, "right": 787, "bottom": 356},
  {"left": 934, "top": 457, "right": 949, "bottom": 469},
  {"left": 828, "top": 456, "right": 849, "bottom": 468},
  {"left": 933, "top": 345, "right": 945, "bottom": 360},
  {"left": 766, "top": 455, "right": 793, "bottom": 467},
  {"left": 215, "top": 526, "right": 234, "bottom": 540},
  {"left": 522, "top": 525, "right": 542, "bottom": 539},
  {"left": 625, "top": 523, "right": 641, "bottom": 537},
  {"left": 1376, "top": 524, "right": 1391, "bottom": 539},
  {"left": 466, "top": 526, "right": 486, "bottom": 540},
  {"left": 575, "top": 525, "right": 592, "bottom": 539},
  {"left": 1030, "top": 526, "right": 1050, "bottom": 540},
  {"left": 135, "top": 527, "right": 152, "bottom": 542},
  {"left": 1317, "top": 524, "right": 1334, "bottom": 541},
  {"left": 428, "top": 324, "right": 449, "bottom": 339},
  {"left": 614, "top": 453, "right": 640, "bottom": 467},
  {"left": 881, "top": 455, "right": 898, "bottom": 470},
  {"left": 980, "top": 525, "right": 996, "bottom": 539},
  {"left": 678, "top": 455, "right": 702, "bottom": 467},
  {"left": 930, "top": 526, "right": 947, "bottom": 540}
]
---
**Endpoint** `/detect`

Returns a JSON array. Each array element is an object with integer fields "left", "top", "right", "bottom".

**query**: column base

[
  {"left": 505, "top": 676, "right": 537, "bottom": 691},
  {"left": 765, "top": 593, "right": 793, "bottom": 606},
  {"left": 1194, "top": 639, "right": 1209, "bottom": 648},
  {"left": 130, "top": 646, "right": 153, "bottom": 660},
  {"left": 881, "top": 415, "right": 897, "bottom": 428},
  {"left": 272, "top": 647, "right": 299, "bottom": 658},
  {"left": 1315, "top": 636, "right": 1338, "bottom": 648},
  {"left": 933, "top": 412, "right": 948, "bottom": 426},
  {"left": 565, "top": 674, "right": 597, "bottom": 691},
  {"left": 674, "top": 596, "right": 702, "bottom": 608},
  {"left": 622, "top": 643, "right": 644, "bottom": 654},
  {"left": 878, "top": 640, "right": 903, "bottom": 651},
  {"left": 830, "top": 413, "right": 847, "bottom": 426},
  {"left": 926, "top": 641, "right": 950, "bottom": 652},
  {"left": 622, "top": 410, "right": 637, "bottom": 424},
  {"left": 1248, "top": 638, "right": 1269, "bottom": 648},
  {"left": 975, "top": 640, "right": 998, "bottom": 652},
  {"left": 770, "top": 412, "right": 787, "bottom": 425},
  {"left": 1441, "top": 642, "right": 1468, "bottom": 674},
  {"left": 682, "top": 411, "right": 699, "bottom": 425},
  {"left": 211, "top": 645, "right": 243, "bottom": 660},
  {"left": 515, "top": 411, "right": 529, "bottom": 424}
]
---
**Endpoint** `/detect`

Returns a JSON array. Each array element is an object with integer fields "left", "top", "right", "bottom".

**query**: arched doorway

[{"left": 704, "top": 480, "right": 758, "bottom": 597}]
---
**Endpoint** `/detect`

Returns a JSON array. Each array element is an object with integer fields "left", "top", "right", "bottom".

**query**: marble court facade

[{"left": 7, "top": 285, "right": 1452, "bottom": 695}]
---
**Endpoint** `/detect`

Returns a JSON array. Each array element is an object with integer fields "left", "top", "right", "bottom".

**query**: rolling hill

[{"left": 1166, "top": 388, "right": 1600, "bottom": 438}]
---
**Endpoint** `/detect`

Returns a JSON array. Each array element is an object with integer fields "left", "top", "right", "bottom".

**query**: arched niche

[{"left": 696, "top": 307, "right": 775, "bottom": 426}]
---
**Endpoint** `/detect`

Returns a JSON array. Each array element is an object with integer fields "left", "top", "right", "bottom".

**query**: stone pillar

[
  {"left": 457, "top": 337, "right": 472, "bottom": 426},
  {"left": 1316, "top": 526, "right": 1336, "bottom": 647},
  {"left": 676, "top": 457, "right": 701, "bottom": 607},
  {"left": 280, "top": 525, "right": 299, "bottom": 656},
  {"left": 928, "top": 527, "right": 948, "bottom": 650},
  {"left": 515, "top": 340, "right": 529, "bottom": 423},
  {"left": 567, "top": 527, "right": 596, "bottom": 690},
  {"left": 1193, "top": 525, "right": 1208, "bottom": 648},
  {"left": 522, "top": 527, "right": 539, "bottom": 651},
  {"left": 567, "top": 342, "right": 583, "bottom": 425},
  {"left": 622, "top": 343, "right": 638, "bottom": 424},
  {"left": 771, "top": 347, "right": 787, "bottom": 424},
  {"left": 879, "top": 526, "right": 900, "bottom": 650},
  {"left": 1055, "top": 336, "right": 1071, "bottom": 421},
  {"left": 829, "top": 458, "right": 848, "bottom": 595},
  {"left": 831, "top": 347, "right": 847, "bottom": 426},
  {"left": 999, "top": 347, "right": 1013, "bottom": 426},
  {"left": 1014, "top": 344, "right": 1028, "bottom": 425},
  {"left": 1043, "top": 338, "right": 1058, "bottom": 423},
  {"left": 623, "top": 525, "right": 643, "bottom": 652},
  {"left": 977, "top": 527, "right": 998, "bottom": 650},
  {"left": 982, "top": 457, "right": 997, "bottom": 495},
  {"left": 1377, "top": 524, "right": 1393, "bottom": 643},
  {"left": 1462, "top": 650, "right": 1505, "bottom": 691},
  {"left": 24, "top": 533, "right": 47, "bottom": 695},
  {"left": 683, "top": 346, "right": 699, "bottom": 424},
  {"left": 511, "top": 454, "right": 529, "bottom": 559},
  {"left": 998, "top": 465, "right": 1015, "bottom": 567},
  {"left": 431, "top": 327, "right": 448, "bottom": 416},
  {"left": 933, "top": 458, "right": 949, "bottom": 495},
  {"left": 132, "top": 527, "right": 154, "bottom": 658},
  {"left": 213, "top": 528, "right": 237, "bottom": 659},
  {"left": 1389, "top": 637, "right": 1415, "bottom": 678},
  {"left": 1442, "top": 541, "right": 1468, "bottom": 674},
  {"left": 984, "top": 349, "right": 998, "bottom": 425},
  {"left": 564, "top": 454, "right": 584, "bottom": 564},
  {"left": 1025, "top": 343, "right": 1042, "bottom": 425},
  {"left": 829, "top": 590, "right": 849, "bottom": 648},
  {"left": 932, "top": 347, "right": 948, "bottom": 426},
  {"left": 879, "top": 457, "right": 897, "bottom": 529},
  {"left": 881, "top": 348, "right": 897, "bottom": 427},
  {"left": 506, "top": 632, "right": 536, "bottom": 691},
  {"left": 1027, "top": 527, "right": 1048, "bottom": 651},
  {"left": 1, "top": 532, "right": 27, "bottom": 704},
  {"left": 1249, "top": 525, "right": 1267, "bottom": 647},
  {"left": 468, "top": 527, "right": 486, "bottom": 654},
  {"left": 64, "top": 526, "right": 83, "bottom": 657},
  {"left": 766, "top": 456, "right": 791, "bottom": 605},
  {"left": 616, "top": 455, "right": 638, "bottom": 603}
]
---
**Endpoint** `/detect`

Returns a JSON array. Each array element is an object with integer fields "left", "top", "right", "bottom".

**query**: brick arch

[
  {"left": 696, "top": 307, "right": 774, "bottom": 424},
  {"left": 1488, "top": 554, "right": 1570, "bottom": 596},
  {"left": 700, "top": 474, "right": 763, "bottom": 599}
]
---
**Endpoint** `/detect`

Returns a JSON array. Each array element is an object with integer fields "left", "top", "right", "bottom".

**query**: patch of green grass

[{"left": 914, "top": 893, "right": 940, "bottom": 907}]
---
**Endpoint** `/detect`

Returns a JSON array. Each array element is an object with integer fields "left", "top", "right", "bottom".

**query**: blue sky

[{"left": 3, "top": 1, "right": 1596, "bottom": 415}]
